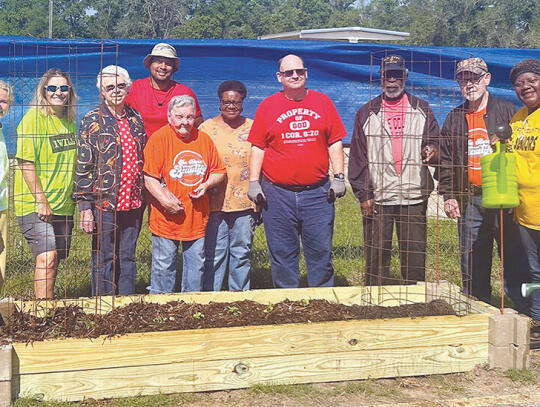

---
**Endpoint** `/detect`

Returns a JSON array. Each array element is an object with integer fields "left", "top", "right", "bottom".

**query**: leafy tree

[
  {"left": 116, "top": 0, "right": 190, "bottom": 38},
  {"left": 0, "top": 0, "right": 537, "bottom": 47},
  {"left": 0, "top": 0, "right": 49, "bottom": 37},
  {"left": 85, "top": 0, "right": 124, "bottom": 38}
]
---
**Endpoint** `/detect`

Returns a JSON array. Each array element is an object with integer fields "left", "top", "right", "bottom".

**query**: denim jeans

[
  {"left": 203, "top": 209, "right": 256, "bottom": 291},
  {"left": 518, "top": 225, "right": 540, "bottom": 321},
  {"left": 362, "top": 202, "right": 427, "bottom": 285},
  {"left": 458, "top": 195, "right": 528, "bottom": 307},
  {"left": 92, "top": 208, "right": 142, "bottom": 296},
  {"left": 149, "top": 234, "right": 205, "bottom": 293},
  {"left": 261, "top": 177, "right": 334, "bottom": 288}
]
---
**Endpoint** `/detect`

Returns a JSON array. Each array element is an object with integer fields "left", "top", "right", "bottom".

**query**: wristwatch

[{"left": 333, "top": 173, "right": 345, "bottom": 180}]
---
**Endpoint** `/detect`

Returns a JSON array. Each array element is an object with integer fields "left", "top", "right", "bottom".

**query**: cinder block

[
  {"left": 512, "top": 344, "right": 531, "bottom": 370},
  {"left": 513, "top": 314, "right": 531, "bottom": 346},
  {"left": 489, "top": 311, "right": 531, "bottom": 369},
  {"left": 489, "top": 312, "right": 530, "bottom": 347},
  {"left": 489, "top": 313, "right": 515, "bottom": 346},
  {"left": 0, "top": 380, "right": 11, "bottom": 407},
  {"left": 0, "top": 345, "right": 11, "bottom": 382},
  {"left": 489, "top": 343, "right": 530, "bottom": 370},
  {"left": 0, "top": 299, "right": 14, "bottom": 326}
]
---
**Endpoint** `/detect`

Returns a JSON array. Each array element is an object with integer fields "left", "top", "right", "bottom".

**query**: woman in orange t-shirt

[{"left": 143, "top": 95, "right": 226, "bottom": 293}]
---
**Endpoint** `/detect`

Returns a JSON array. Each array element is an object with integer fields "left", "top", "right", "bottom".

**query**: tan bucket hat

[{"left": 143, "top": 43, "right": 180, "bottom": 72}]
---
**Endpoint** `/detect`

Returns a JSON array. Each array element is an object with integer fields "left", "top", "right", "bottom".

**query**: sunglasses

[
  {"left": 104, "top": 83, "right": 128, "bottom": 92},
  {"left": 383, "top": 71, "right": 405, "bottom": 80},
  {"left": 45, "top": 85, "right": 70, "bottom": 93},
  {"left": 279, "top": 69, "right": 307, "bottom": 77}
]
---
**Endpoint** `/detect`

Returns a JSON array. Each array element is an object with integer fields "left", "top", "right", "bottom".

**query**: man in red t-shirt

[
  {"left": 438, "top": 57, "right": 526, "bottom": 307},
  {"left": 144, "top": 95, "right": 225, "bottom": 293},
  {"left": 247, "top": 54, "right": 346, "bottom": 288},
  {"left": 126, "top": 43, "right": 203, "bottom": 137}
]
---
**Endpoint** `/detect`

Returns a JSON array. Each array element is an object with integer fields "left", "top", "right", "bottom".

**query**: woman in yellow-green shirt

[
  {"left": 509, "top": 59, "right": 540, "bottom": 322},
  {"left": 15, "top": 69, "right": 78, "bottom": 299}
]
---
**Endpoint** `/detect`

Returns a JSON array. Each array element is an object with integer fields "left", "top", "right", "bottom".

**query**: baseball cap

[
  {"left": 380, "top": 55, "right": 407, "bottom": 73},
  {"left": 455, "top": 57, "right": 488, "bottom": 76},
  {"left": 143, "top": 43, "right": 180, "bottom": 72}
]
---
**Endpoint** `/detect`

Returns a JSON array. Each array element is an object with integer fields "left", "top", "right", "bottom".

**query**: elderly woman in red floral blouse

[{"left": 74, "top": 65, "right": 147, "bottom": 296}]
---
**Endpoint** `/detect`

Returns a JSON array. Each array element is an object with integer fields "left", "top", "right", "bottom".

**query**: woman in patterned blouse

[
  {"left": 73, "top": 65, "right": 147, "bottom": 296},
  {"left": 199, "top": 80, "right": 257, "bottom": 291}
]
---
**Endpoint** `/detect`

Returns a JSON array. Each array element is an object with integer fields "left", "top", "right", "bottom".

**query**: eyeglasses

[
  {"left": 221, "top": 100, "right": 242, "bottom": 107},
  {"left": 383, "top": 71, "right": 405, "bottom": 80},
  {"left": 104, "top": 83, "right": 128, "bottom": 92},
  {"left": 279, "top": 69, "right": 307, "bottom": 77},
  {"left": 457, "top": 73, "right": 485, "bottom": 86},
  {"left": 45, "top": 85, "right": 70, "bottom": 93}
]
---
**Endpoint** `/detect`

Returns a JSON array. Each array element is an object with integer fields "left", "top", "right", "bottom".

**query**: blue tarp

[{"left": 0, "top": 36, "right": 539, "bottom": 152}]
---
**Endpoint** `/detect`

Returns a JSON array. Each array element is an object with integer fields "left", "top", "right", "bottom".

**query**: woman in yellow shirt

[
  {"left": 15, "top": 69, "right": 78, "bottom": 299},
  {"left": 509, "top": 59, "right": 540, "bottom": 321}
]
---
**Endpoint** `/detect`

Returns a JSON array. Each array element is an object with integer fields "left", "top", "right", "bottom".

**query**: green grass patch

[
  {"left": 248, "top": 383, "right": 319, "bottom": 398},
  {"left": 2, "top": 188, "right": 509, "bottom": 308},
  {"left": 504, "top": 368, "right": 537, "bottom": 384},
  {"left": 331, "top": 379, "right": 405, "bottom": 398}
]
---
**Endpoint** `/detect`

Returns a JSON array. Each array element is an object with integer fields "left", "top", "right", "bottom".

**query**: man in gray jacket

[
  {"left": 438, "top": 57, "right": 526, "bottom": 307},
  {"left": 348, "top": 55, "right": 440, "bottom": 285}
]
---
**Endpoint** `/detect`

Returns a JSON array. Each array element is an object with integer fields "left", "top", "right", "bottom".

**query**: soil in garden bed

[{"left": 0, "top": 298, "right": 456, "bottom": 343}]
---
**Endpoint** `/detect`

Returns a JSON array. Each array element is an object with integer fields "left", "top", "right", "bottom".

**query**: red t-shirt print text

[{"left": 279, "top": 107, "right": 322, "bottom": 145}]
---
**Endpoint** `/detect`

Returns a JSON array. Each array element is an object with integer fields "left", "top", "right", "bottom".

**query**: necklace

[{"left": 150, "top": 78, "right": 175, "bottom": 107}]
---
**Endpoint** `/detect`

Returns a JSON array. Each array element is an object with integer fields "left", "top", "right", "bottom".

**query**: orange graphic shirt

[
  {"left": 143, "top": 125, "right": 225, "bottom": 241},
  {"left": 466, "top": 107, "right": 490, "bottom": 186}
]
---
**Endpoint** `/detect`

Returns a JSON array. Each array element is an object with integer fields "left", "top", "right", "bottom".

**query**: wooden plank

[
  {"left": 14, "top": 314, "right": 489, "bottom": 374},
  {"left": 17, "top": 285, "right": 429, "bottom": 316},
  {"left": 15, "top": 342, "right": 488, "bottom": 401}
]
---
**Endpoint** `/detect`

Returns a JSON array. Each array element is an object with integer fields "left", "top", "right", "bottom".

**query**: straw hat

[{"left": 143, "top": 43, "right": 180, "bottom": 72}]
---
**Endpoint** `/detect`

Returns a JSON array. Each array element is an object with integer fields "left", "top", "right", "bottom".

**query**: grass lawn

[{"left": 1, "top": 190, "right": 506, "bottom": 307}]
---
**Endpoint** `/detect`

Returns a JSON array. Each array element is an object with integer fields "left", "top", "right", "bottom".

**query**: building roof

[{"left": 258, "top": 27, "right": 410, "bottom": 43}]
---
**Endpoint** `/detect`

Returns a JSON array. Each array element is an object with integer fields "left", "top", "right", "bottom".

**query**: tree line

[{"left": 0, "top": 0, "right": 537, "bottom": 48}]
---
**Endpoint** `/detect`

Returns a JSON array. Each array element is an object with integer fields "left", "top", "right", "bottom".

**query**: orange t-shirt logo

[
  {"left": 169, "top": 150, "right": 208, "bottom": 187},
  {"left": 466, "top": 108, "right": 490, "bottom": 186}
]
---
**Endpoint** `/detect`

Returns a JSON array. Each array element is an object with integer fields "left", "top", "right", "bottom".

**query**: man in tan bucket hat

[{"left": 126, "top": 43, "right": 203, "bottom": 137}]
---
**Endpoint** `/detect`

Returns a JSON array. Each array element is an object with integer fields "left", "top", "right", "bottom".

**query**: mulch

[{"left": 0, "top": 298, "right": 456, "bottom": 344}]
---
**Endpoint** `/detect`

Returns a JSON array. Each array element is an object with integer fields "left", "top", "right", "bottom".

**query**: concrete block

[
  {"left": 489, "top": 312, "right": 531, "bottom": 369},
  {"left": 489, "top": 313, "right": 515, "bottom": 346},
  {"left": 0, "top": 299, "right": 14, "bottom": 326},
  {"left": 0, "top": 345, "right": 10, "bottom": 382},
  {"left": 0, "top": 380, "right": 11, "bottom": 407},
  {"left": 489, "top": 312, "right": 530, "bottom": 347},
  {"left": 489, "top": 343, "right": 530, "bottom": 370}
]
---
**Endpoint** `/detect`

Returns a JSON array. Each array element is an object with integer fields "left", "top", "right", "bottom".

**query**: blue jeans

[
  {"left": 261, "top": 177, "right": 334, "bottom": 288},
  {"left": 203, "top": 210, "right": 256, "bottom": 291},
  {"left": 458, "top": 195, "right": 528, "bottom": 308},
  {"left": 92, "top": 208, "right": 142, "bottom": 296},
  {"left": 518, "top": 225, "right": 540, "bottom": 321},
  {"left": 149, "top": 234, "right": 205, "bottom": 293}
]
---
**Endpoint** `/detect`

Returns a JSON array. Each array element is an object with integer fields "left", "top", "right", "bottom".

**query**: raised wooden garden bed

[{"left": 0, "top": 282, "right": 531, "bottom": 404}]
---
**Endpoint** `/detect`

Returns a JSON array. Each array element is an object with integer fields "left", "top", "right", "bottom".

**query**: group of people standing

[
  {"left": 6, "top": 42, "right": 540, "bottom": 323},
  {"left": 349, "top": 55, "right": 540, "bottom": 322}
]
